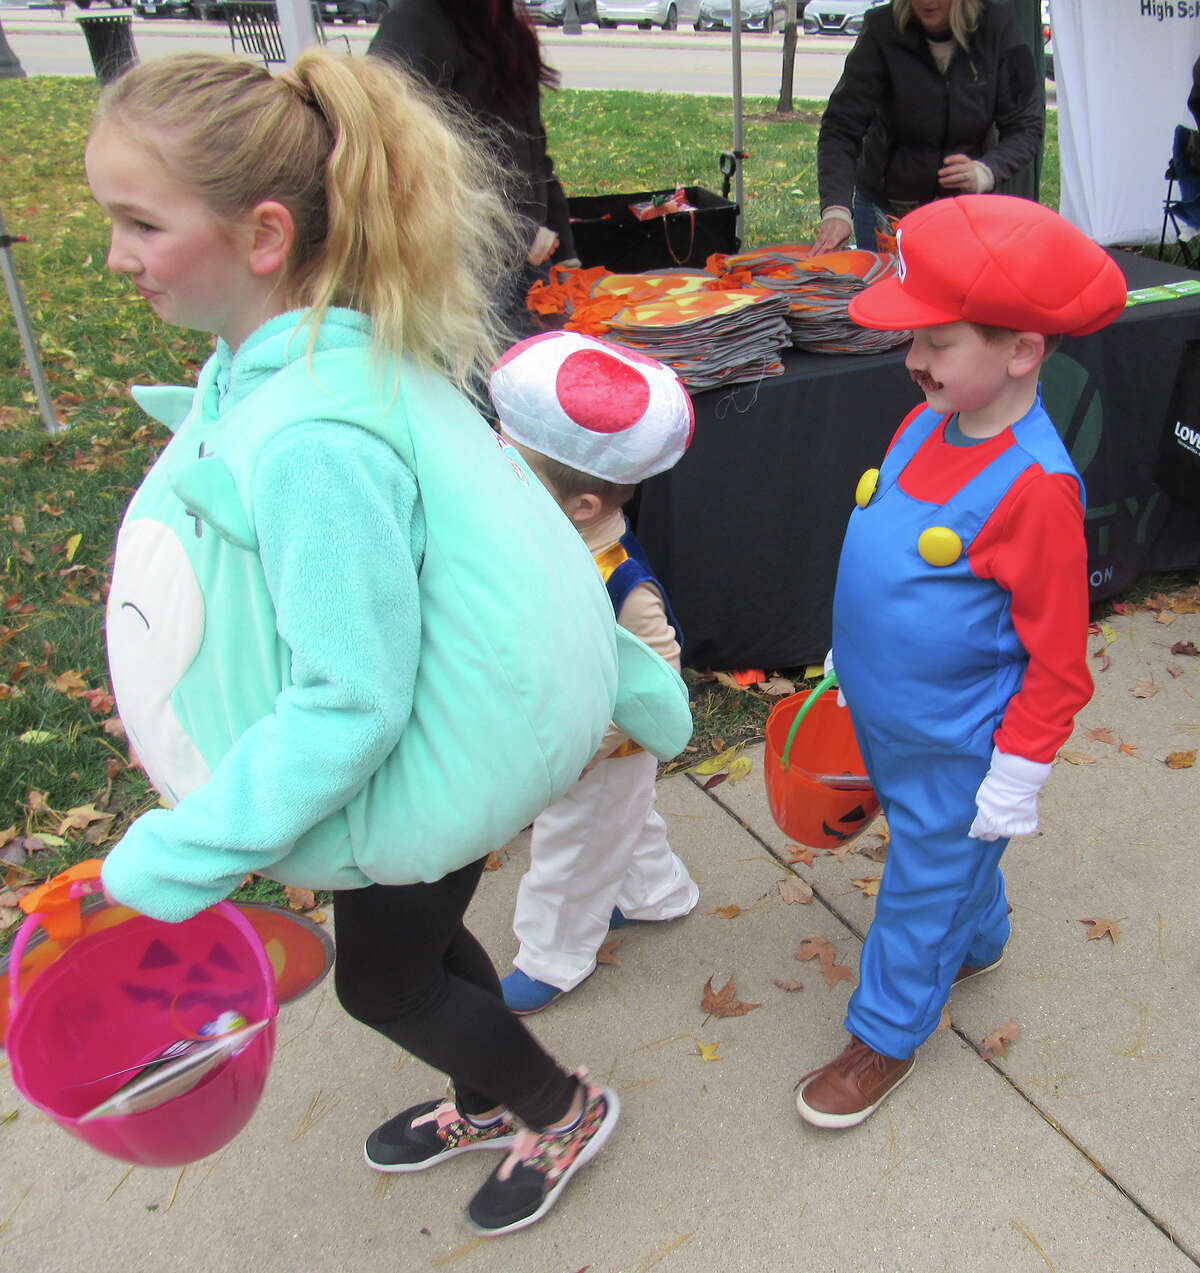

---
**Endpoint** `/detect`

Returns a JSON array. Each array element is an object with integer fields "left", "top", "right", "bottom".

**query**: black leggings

[{"left": 332, "top": 858, "right": 578, "bottom": 1131}]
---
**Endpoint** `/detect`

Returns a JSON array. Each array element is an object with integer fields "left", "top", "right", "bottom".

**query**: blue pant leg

[{"left": 844, "top": 738, "right": 1012, "bottom": 1059}]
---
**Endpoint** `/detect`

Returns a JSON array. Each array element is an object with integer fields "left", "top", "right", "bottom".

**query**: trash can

[{"left": 76, "top": 15, "right": 137, "bottom": 85}]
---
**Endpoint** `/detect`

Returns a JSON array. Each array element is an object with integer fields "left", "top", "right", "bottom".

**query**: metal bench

[{"left": 223, "top": 1, "right": 348, "bottom": 69}]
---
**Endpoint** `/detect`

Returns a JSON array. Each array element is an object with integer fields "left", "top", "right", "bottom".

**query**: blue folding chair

[{"left": 1160, "top": 124, "right": 1200, "bottom": 267}]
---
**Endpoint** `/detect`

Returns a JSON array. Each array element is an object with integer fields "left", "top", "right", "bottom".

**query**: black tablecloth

[{"left": 631, "top": 250, "right": 1200, "bottom": 671}]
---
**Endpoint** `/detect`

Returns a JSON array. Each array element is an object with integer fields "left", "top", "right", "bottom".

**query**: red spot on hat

[{"left": 556, "top": 349, "right": 651, "bottom": 434}]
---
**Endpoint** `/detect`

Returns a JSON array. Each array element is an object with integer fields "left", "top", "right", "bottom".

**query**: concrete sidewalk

[{"left": 1, "top": 602, "right": 1197, "bottom": 1272}]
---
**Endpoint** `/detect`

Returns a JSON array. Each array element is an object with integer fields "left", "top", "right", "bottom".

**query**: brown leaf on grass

[
  {"left": 758, "top": 676, "right": 796, "bottom": 697},
  {"left": 50, "top": 669, "right": 88, "bottom": 696},
  {"left": 700, "top": 974, "right": 760, "bottom": 1019},
  {"left": 772, "top": 978, "right": 804, "bottom": 992},
  {"left": 1171, "top": 596, "right": 1200, "bottom": 614},
  {"left": 708, "top": 904, "right": 743, "bottom": 919},
  {"left": 57, "top": 802, "right": 114, "bottom": 835},
  {"left": 980, "top": 1019, "right": 1020, "bottom": 1060},
  {"left": 1130, "top": 681, "right": 1160, "bottom": 698},
  {"left": 27, "top": 790, "right": 52, "bottom": 814},
  {"left": 786, "top": 845, "right": 818, "bottom": 866},
  {"left": 284, "top": 886, "right": 316, "bottom": 912},
  {"left": 0, "top": 907, "right": 22, "bottom": 934},
  {"left": 1171, "top": 640, "right": 1199, "bottom": 657},
  {"left": 712, "top": 671, "right": 744, "bottom": 692},
  {"left": 1078, "top": 916, "right": 1123, "bottom": 944},
  {"left": 1144, "top": 593, "right": 1172, "bottom": 611},
  {"left": 1085, "top": 727, "right": 1116, "bottom": 745},
  {"left": 1165, "top": 750, "right": 1197, "bottom": 769},
  {"left": 596, "top": 934, "right": 623, "bottom": 966},
  {"left": 1058, "top": 750, "right": 1097, "bottom": 765},
  {"left": 851, "top": 876, "right": 881, "bottom": 897},
  {"left": 778, "top": 876, "right": 813, "bottom": 905},
  {"left": 102, "top": 716, "right": 126, "bottom": 740},
  {"left": 79, "top": 687, "right": 115, "bottom": 714}
]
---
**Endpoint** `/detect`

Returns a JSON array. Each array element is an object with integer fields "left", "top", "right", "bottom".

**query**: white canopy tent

[{"left": 1054, "top": 0, "right": 1200, "bottom": 245}]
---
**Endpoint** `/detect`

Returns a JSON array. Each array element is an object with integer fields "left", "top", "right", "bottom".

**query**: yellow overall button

[
  {"left": 855, "top": 468, "right": 879, "bottom": 508},
  {"left": 918, "top": 526, "right": 963, "bottom": 567}
]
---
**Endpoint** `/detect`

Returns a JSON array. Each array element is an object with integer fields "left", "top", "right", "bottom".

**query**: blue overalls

[{"left": 831, "top": 399, "right": 1082, "bottom": 1059}]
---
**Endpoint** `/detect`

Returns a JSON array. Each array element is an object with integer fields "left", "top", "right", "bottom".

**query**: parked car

[
  {"left": 131, "top": 0, "right": 195, "bottom": 16},
  {"left": 802, "top": 0, "right": 886, "bottom": 36},
  {"left": 696, "top": 0, "right": 796, "bottom": 33},
  {"left": 595, "top": 0, "right": 700, "bottom": 30},
  {"left": 1042, "top": 0, "right": 1054, "bottom": 81},
  {"left": 317, "top": 0, "right": 387, "bottom": 22},
  {"left": 525, "top": 0, "right": 598, "bottom": 25}
]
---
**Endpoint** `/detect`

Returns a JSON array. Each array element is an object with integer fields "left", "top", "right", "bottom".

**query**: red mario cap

[{"left": 848, "top": 195, "right": 1127, "bottom": 337}]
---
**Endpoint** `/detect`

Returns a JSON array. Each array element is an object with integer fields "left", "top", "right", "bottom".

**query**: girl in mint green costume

[{"left": 87, "top": 50, "right": 690, "bottom": 1238}]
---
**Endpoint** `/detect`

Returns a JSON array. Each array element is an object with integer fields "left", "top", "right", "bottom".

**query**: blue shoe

[
  {"left": 608, "top": 906, "right": 632, "bottom": 929},
  {"left": 501, "top": 968, "right": 566, "bottom": 1015}
]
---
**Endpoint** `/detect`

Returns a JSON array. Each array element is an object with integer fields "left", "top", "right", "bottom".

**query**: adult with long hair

[
  {"left": 369, "top": 0, "right": 577, "bottom": 331},
  {"left": 811, "top": 0, "right": 1043, "bottom": 254}
]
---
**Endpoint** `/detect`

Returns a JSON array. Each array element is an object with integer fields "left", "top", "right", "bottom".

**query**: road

[{"left": 0, "top": 6, "right": 857, "bottom": 98}]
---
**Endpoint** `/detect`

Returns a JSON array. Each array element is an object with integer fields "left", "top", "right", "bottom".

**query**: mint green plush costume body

[{"left": 102, "top": 311, "right": 691, "bottom": 923}]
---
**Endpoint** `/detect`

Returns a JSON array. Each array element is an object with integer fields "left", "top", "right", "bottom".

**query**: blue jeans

[{"left": 852, "top": 192, "right": 882, "bottom": 251}]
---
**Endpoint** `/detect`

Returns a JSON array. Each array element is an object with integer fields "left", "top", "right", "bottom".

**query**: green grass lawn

[{"left": 0, "top": 76, "right": 1066, "bottom": 930}]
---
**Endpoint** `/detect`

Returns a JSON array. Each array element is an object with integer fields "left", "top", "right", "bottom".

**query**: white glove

[
  {"left": 823, "top": 649, "right": 847, "bottom": 708},
  {"left": 969, "top": 747, "right": 1052, "bottom": 841}
]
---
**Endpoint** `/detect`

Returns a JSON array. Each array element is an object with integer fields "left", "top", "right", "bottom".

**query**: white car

[
  {"left": 802, "top": 0, "right": 887, "bottom": 36},
  {"left": 596, "top": 0, "right": 701, "bottom": 29}
]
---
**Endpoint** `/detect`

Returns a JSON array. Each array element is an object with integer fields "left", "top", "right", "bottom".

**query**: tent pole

[
  {"left": 731, "top": 0, "right": 744, "bottom": 244},
  {"left": 0, "top": 206, "right": 61, "bottom": 435}
]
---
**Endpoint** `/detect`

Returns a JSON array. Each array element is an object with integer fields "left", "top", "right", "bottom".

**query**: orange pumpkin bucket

[{"left": 764, "top": 674, "right": 880, "bottom": 849}]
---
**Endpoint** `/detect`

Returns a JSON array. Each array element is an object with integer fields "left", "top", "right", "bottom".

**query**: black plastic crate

[{"left": 567, "top": 186, "right": 740, "bottom": 273}]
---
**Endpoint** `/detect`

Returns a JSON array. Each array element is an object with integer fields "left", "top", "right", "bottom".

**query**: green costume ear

[
  {"left": 169, "top": 457, "right": 258, "bottom": 551},
  {"left": 611, "top": 627, "right": 694, "bottom": 761},
  {"left": 131, "top": 385, "right": 197, "bottom": 435}
]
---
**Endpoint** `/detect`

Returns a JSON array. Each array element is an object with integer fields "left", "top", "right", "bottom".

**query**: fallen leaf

[
  {"left": 1170, "top": 641, "right": 1199, "bottom": 657},
  {"left": 0, "top": 907, "right": 22, "bottom": 933},
  {"left": 1130, "top": 681, "right": 1160, "bottom": 698},
  {"left": 700, "top": 974, "right": 760, "bottom": 1019},
  {"left": 786, "top": 845, "right": 817, "bottom": 866},
  {"left": 1078, "top": 916, "right": 1122, "bottom": 944},
  {"left": 702, "top": 772, "right": 729, "bottom": 790},
  {"left": 102, "top": 716, "right": 127, "bottom": 740},
  {"left": 284, "top": 886, "right": 316, "bottom": 912},
  {"left": 1085, "top": 727, "right": 1116, "bottom": 745},
  {"left": 1118, "top": 741, "right": 1139, "bottom": 756},
  {"left": 1057, "top": 750, "right": 1097, "bottom": 765},
  {"left": 697, "top": 1040, "right": 721, "bottom": 1062},
  {"left": 1154, "top": 610, "right": 1177, "bottom": 626},
  {"left": 936, "top": 1005, "right": 952, "bottom": 1031},
  {"left": 596, "top": 934, "right": 623, "bottom": 966},
  {"left": 79, "top": 687, "right": 115, "bottom": 714},
  {"left": 64, "top": 532, "right": 82, "bottom": 562},
  {"left": 1098, "top": 620, "right": 1119, "bottom": 644},
  {"left": 778, "top": 876, "right": 813, "bottom": 905},
  {"left": 708, "top": 903, "right": 743, "bottom": 920},
  {"left": 979, "top": 1019, "right": 1020, "bottom": 1060},
  {"left": 758, "top": 676, "right": 796, "bottom": 697},
  {"left": 18, "top": 730, "right": 55, "bottom": 745},
  {"left": 57, "top": 802, "right": 114, "bottom": 834},
  {"left": 726, "top": 755, "right": 753, "bottom": 786},
  {"left": 1164, "top": 749, "right": 1196, "bottom": 769},
  {"left": 772, "top": 978, "right": 804, "bottom": 992},
  {"left": 712, "top": 671, "right": 744, "bottom": 692},
  {"left": 50, "top": 669, "right": 88, "bottom": 696},
  {"left": 851, "top": 876, "right": 881, "bottom": 897},
  {"left": 1171, "top": 596, "right": 1200, "bottom": 614},
  {"left": 483, "top": 851, "right": 503, "bottom": 871},
  {"left": 1166, "top": 663, "right": 1184, "bottom": 679},
  {"left": 689, "top": 744, "right": 744, "bottom": 776},
  {"left": 795, "top": 937, "right": 855, "bottom": 990},
  {"left": 1092, "top": 647, "right": 1110, "bottom": 672}
]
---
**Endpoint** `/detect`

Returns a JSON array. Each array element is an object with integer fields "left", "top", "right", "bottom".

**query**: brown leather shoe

[
  {"left": 795, "top": 1037, "right": 915, "bottom": 1129},
  {"left": 953, "top": 950, "right": 1005, "bottom": 985}
]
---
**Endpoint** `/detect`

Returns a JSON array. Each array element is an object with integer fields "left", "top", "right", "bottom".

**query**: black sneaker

[
  {"left": 466, "top": 1071, "right": 619, "bottom": 1236},
  {"left": 364, "top": 1095, "right": 517, "bottom": 1174}
]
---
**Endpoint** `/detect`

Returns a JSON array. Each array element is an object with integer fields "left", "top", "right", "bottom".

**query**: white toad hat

[{"left": 489, "top": 331, "right": 694, "bottom": 484}]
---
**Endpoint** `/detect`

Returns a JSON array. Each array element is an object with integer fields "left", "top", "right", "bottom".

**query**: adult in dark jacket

[
  {"left": 811, "top": 0, "right": 1042, "bottom": 254},
  {"left": 368, "top": 0, "right": 578, "bottom": 333}
]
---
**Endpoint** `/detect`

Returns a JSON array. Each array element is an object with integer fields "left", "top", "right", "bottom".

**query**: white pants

[{"left": 513, "top": 749, "right": 699, "bottom": 990}]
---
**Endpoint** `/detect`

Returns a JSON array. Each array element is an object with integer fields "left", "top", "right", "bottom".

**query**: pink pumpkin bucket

[{"left": 4, "top": 861, "right": 278, "bottom": 1167}]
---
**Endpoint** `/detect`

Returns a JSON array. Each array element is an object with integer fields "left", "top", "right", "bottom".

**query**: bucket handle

[
  {"left": 8, "top": 890, "right": 278, "bottom": 1021},
  {"left": 777, "top": 671, "right": 838, "bottom": 773}
]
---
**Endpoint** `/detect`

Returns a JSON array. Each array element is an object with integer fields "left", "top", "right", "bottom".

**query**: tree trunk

[
  {"left": 776, "top": 0, "right": 796, "bottom": 113},
  {"left": 0, "top": 17, "right": 28, "bottom": 80}
]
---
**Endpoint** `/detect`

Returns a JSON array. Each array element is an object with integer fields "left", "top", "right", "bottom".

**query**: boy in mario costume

[
  {"left": 796, "top": 195, "right": 1127, "bottom": 1128},
  {"left": 489, "top": 331, "right": 700, "bottom": 1015}
]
